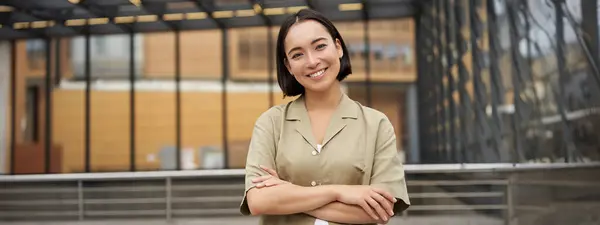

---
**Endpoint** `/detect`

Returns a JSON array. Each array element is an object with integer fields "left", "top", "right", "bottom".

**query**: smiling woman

[{"left": 240, "top": 8, "right": 410, "bottom": 225}]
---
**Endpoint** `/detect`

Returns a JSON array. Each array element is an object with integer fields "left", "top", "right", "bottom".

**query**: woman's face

[{"left": 284, "top": 20, "right": 344, "bottom": 94}]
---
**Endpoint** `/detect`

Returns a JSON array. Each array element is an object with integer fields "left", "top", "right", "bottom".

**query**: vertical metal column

[
  {"left": 9, "top": 40, "right": 16, "bottom": 175},
  {"left": 415, "top": 6, "right": 428, "bottom": 163},
  {"left": 422, "top": 3, "right": 437, "bottom": 162},
  {"left": 222, "top": 29, "right": 229, "bottom": 169},
  {"left": 85, "top": 31, "right": 91, "bottom": 172},
  {"left": 175, "top": 30, "right": 182, "bottom": 171},
  {"left": 553, "top": 0, "right": 577, "bottom": 162},
  {"left": 506, "top": 0, "right": 525, "bottom": 163},
  {"left": 581, "top": 0, "right": 600, "bottom": 89},
  {"left": 267, "top": 26, "right": 274, "bottom": 108},
  {"left": 521, "top": 0, "right": 543, "bottom": 160},
  {"left": 444, "top": 0, "right": 458, "bottom": 162},
  {"left": 436, "top": 0, "right": 447, "bottom": 162},
  {"left": 44, "top": 38, "right": 52, "bottom": 173},
  {"left": 469, "top": 0, "right": 490, "bottom": 162},
  {"left": 455, "top": 0, "right": 472, "bottom": 163},
  {"left": 129, "top": 32, "right": 136, "bottom": 171},
  {"left": 55, "top": 39, "right": 61, "bottom": 86},
  {"left": 362, "top": 0, "right": 372, "bottom": 107},
  {"left": 486, "top": 0, "right": 507, "bottom": 162}
]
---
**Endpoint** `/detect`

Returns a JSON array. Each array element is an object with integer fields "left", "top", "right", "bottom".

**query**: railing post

[
  {"left": 166, "top": 177, "right": 172, "bottom": 220},
  {"left": 505, "top": 175, "right": 514, "bottom": 225},
  {"left": 78, "top": 180, "right": 84, "bottom": 220}
]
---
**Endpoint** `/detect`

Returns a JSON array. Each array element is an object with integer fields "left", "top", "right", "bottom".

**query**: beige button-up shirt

[{"left": 240, "top": 94, "right": 410, "bottom": 225}]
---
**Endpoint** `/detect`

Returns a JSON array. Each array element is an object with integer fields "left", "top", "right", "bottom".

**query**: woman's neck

[{"left": 304, "top": 83, "right": 343, "bottom": 111}]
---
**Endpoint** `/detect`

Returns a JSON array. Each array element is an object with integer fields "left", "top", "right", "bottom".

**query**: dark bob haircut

[{"left": 276, "top": 8, "right": 352, "bottom": 97}]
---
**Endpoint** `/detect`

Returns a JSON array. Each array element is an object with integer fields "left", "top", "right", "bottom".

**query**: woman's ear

[{"left": 335, "top": 38, "right": 343, "bottom": 58}]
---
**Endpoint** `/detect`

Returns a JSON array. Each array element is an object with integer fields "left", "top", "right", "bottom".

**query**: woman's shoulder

[{"left": 349, "top": 98, "right": 391, "bottom": 123}]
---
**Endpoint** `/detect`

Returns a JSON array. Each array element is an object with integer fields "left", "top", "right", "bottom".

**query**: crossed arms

[
  {"left": 245, "top": 166, "right": 397, "bottom": 224},
  {"left": 244, "top": 110, "right": 409, "bottom": 224}
]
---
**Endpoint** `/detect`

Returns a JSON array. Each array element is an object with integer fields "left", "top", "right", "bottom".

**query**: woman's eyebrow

[{"left": 287, "top": 37, "right": 328, "bottom": 56}]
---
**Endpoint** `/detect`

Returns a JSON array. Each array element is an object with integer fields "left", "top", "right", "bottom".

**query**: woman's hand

[
  {"left": 335, "top": 185, "right": 397, "bottom": 221},
  {"left": 252, "top": 165, "right": 289, "bottom": 188}
]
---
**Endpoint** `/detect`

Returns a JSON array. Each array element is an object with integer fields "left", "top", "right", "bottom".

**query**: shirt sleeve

[
  {"left": 369, "top": 116, "right": 411, "bottom": 213},
  {"left": 239, "top": 110, "right": 278, "bottom": 216}
]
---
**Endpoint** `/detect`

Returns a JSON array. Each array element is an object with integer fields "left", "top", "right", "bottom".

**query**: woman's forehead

[{"left": 285, "top": 20, "right": 331, "bottom": 47}]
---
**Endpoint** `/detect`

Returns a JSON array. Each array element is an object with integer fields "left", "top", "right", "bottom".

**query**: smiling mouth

[{"left": 306, "top": 68, "right": 327, "bottom": 78}]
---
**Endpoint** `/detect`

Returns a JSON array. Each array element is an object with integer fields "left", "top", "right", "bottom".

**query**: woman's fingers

[
  {"left": 359, "top": 201, "right": 379, "bottom": 221},
  {"left": 251, "top": 175, "right": 271, "bottom": 183},
  {"left": 373, "top": 188, "right": 397, "bottom": 204},
  {"left": 254, "top": 176, "right": 288, "bottom": 189},
  {"left": 371, "top": 192, "right": 394, "bottom": 217},
  {"left": 259, "top": 165, "right": 279, "bottom": 178},
  {"left": 366, "top": 195, "right": 388, "bottom": 222}
]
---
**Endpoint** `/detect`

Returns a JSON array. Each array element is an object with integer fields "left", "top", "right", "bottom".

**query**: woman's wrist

[{"left": 323, "top": 185, "right": 342, "bottom": 202}]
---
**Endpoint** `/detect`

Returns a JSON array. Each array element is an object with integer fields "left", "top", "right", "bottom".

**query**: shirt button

[
  {"left": 311, "top": 181, "right": 317, "bottom": 186},
  {"left": 312, "top": 150, "right": 317, "bottom": 156}
]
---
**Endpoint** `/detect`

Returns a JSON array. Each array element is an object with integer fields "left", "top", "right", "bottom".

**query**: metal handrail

[{"left": 2, "top": 162, "right": 599, "bottom": 182}]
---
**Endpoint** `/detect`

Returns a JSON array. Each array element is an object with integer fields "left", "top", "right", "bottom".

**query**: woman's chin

[{"left": 304, "top": 81, "right": 338, "bottom": 93}]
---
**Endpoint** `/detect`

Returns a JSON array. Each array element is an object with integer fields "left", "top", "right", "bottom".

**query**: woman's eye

[
  {"left": 316, "top": 44, "right": 327, "bottom": 50},
  {"left": 291, "top": 53, "right": 302, "bottom": 59}
]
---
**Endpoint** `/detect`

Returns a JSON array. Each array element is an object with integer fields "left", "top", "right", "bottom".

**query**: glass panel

[
  {"left": 181, "top": 30, "right": 222, "bottom": 79},
  {"left": 135, "top": 33, "right": 177, "bottom": 171},
  {"left": 89, "top": 34, "right": 132, "bottom": 172},
  {"left": 11, "top": 40, "right": 46, "bottom": 174},
  {"left": 367, "top": 19, "right": 415, "bottom": 82},
  {"left": 54, "top": 38, "right": 84, "bottom": 173},
  {"left": 227, "top": 27, "right": 270, "bottom": 169},
  {"left": 334, "top": 21, "right": 365, "bottom": 82},
  {"left": 181, "top": 30, "right": 224, "bottom": 170}
]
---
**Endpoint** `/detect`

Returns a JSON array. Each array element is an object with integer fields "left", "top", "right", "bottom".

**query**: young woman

[{"left": 239, "top": 9, "right": 410, "bottom": 225}]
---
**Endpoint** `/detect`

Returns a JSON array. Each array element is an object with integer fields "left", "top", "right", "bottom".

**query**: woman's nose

[{"left": 306, "top": 53, "right": 320, "bottom": 68}]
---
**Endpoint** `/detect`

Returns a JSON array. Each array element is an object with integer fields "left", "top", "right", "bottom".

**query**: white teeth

[{"left": 308, "top": 69, "right": 325, "bottom": 78}]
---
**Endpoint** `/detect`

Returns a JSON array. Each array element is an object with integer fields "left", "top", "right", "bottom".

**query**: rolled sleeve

[
  {"left": 370, "top": 116, "right": 410, "bottom": 213},
  {"left": 239, "top": 110, "right": 278, "bottom": 216}
]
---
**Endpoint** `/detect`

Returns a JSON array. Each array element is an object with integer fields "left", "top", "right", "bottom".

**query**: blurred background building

[{"left": 0, "top": 0, "right": 599, "bottom": 224}]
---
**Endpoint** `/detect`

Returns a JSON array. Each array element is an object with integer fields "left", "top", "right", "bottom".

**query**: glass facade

[{"left": 3, "top": 18, "right": 416, "bottom": 174}]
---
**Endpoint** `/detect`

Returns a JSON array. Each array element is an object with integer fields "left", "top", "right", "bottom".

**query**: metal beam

[
  {"left": 454, "top": 0, "right": 472, "bottom": 163},
  {"left": 140, "top": 2, "right": 178, "bottom": 31},
  {"left": 78, "top": 0, "right": 133, "bottom": 33},
  {"left": 361, "top": 0, "right": 372, "bottom": 107},
  {"left": 84, "top": 28, "right": 91, "bottom": 173},
  {"left": 129, "top": 31, "right": 136, "bottom": 172},
  {"left": 444, "top": 0, "right": 458, "bottom": 162},
  {"left": 44, "top": 37, "right": 52, "bottom": 173},
  {"left": 581, "top": 0, "right": 599, "bottom": 71},
  {"left": 9, "top": 40, "right": 16, "bottom": 175},
  {"left": 486, "top": 0, "right": 507, "bottom": 162},
  {"left": 175, "top": 30, "right": 182, "bottom": 171},
  {"left": 553, "top": 0, "right": 578, "bottom": 162},
  {"left": 221, "top": 28, "right": 229, "bottom": 169},
  {"left": 435, "top": 0, "right": 445, "bottom": 162},
  {"left": 54, "top": 38, "right": 61, "bottom": 86},
  {"left": 194, "top": 0, "right": 225, "bottom": 29},
  {"left": 469, "top": 0, "right": 490, "bottom": 163},
  {"left": 506, "top": 0, "right": 525, "bottom": 163}
]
